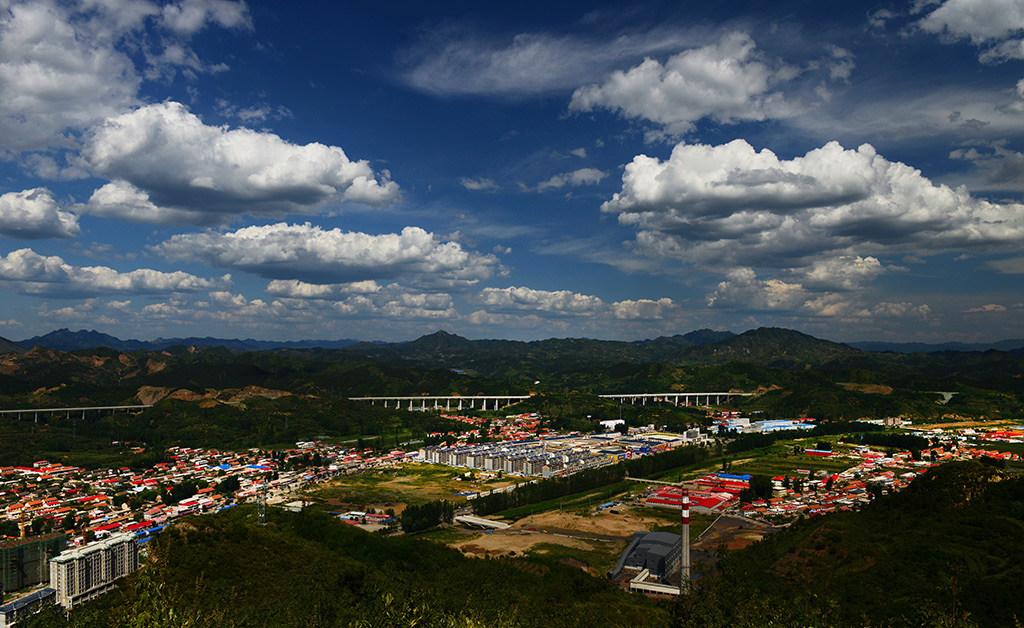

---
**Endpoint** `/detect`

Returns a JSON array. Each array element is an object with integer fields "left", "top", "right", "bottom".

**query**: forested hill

[
  {"left": 680, "top": 460, "right": 1024, "bottom": 627},
  {"left": 15, "top": 328, "right": 361, "bottom": 352},
  {"left": 309, "top": 327, "right": 858, "bottom": 372},
  {"left": 0, "top": 327, "right": 1022, "bottom": 425},
  {"left": 22, "top": 505, "right": 671, "bottom": 628}
]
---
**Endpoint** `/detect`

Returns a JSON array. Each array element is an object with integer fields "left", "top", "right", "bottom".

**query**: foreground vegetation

[
  {"left": 678, "top": 460, "right": 1024, "bottom": 627},
  {"left": 23, "top": 506, "right": 670, "bottom": 628}
]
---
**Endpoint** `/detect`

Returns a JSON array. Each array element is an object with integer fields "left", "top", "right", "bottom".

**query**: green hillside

[
  {"left": 23, "top": 506, "right": 671, "bottom": 628},
  {"left": 679, "top": 460, "right": 1024, "bottom": 627}
]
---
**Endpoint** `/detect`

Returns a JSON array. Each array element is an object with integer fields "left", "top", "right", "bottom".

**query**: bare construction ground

[
  {"left": 504, "top": 506, "right": 670, "bottom": 537},
  {"left": 447, "top": 504, "right": 687, "bottom": 567},
  {"left": 690, "top": 514, "right": 782, "bottom": 568},
  {"left": 455, "top": 530, "right": 603, "bottom": 557}
]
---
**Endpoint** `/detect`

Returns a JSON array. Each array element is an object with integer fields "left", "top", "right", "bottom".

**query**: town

[{"left": 2, "top": 404, "right": 1020, "bottom": 624}]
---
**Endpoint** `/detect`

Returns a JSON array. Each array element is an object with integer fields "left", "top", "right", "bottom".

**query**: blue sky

[{"left": 1, "top": 0, "right": 1024, "bottom": 343}]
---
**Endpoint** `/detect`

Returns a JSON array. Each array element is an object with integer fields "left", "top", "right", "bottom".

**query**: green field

[
  {"left": 964, "top": 439, "right": 1024, "bottom": 456},
  {"left": 727, "top": 452, "right": 857, "bottom": 477},
  {"left": 306, "top": 463, "right": 522, "bottom": 507}
]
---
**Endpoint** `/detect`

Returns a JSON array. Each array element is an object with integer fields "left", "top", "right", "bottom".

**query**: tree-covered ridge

[
  {"left": 679, "top": 460, "right": 1024, "bottom": 628},
  {"left": 22, "top": 506, "right": 671, "bottom": 628}
]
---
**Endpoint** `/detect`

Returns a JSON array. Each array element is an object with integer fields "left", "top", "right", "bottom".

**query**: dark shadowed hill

[
  {"left": 18, "top": 328, "right": 360, "bottom": 352},
  {"left": 849, "top": 338, "right": 1024, "bottom": 353},
  {"left": 675, "top": 327, "right": 861, "bottom": 367},
  {"left": 339, "top": 330, "right": 698, "bottom": 373},
  {"left": 0, "top": 335, "right": 26, "bottom": 354},
  {"left": 682, "top": 328, "right": 737, "bottom": 345}
]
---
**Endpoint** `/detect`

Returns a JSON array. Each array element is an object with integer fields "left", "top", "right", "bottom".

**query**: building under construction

[{"left": 0, "top": 534, "right": 66, "bottom": 594}]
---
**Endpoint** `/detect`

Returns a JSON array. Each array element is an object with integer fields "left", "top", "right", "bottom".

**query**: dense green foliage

[
  {"left": 23, "top": 507, "right": 670, "bottom": 628},
  {"left": 400, "top": 499, "right": 455, "bottom": 533},
  {"left": 677, "top": 461, "right": 1024, "bottom": 627},
  {"left": 854, "top": 432, "right": 931, "bottom": 451}
]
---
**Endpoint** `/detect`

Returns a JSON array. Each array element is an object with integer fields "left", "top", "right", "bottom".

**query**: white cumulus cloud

[
  {"left": 0, "top": 0, "right": 139, "bottom": 153},
  {"left": 917, "top": 0, "right": 1024, "bottom": 62},
  {"left": 0, "top": 248, "right": 230, "bottom": 296},
  {"left": 265, "top": 279, "right": 383, "bottom": 298},
  {"left": 537, "top": 168, "right": 607, "bottom": 191},
  {"left": 0, "top": 0, "right": 254, "bottom": 154},
  {"left": 706, "top": 268, "right": 807, "bottom": 311},
  {"left": 606, "top": 139, "right": 1024, "bottom": 274},
  {"left": 570, "top": 32, "right": 798, "bottom": 135},
  {"left": 153, "top": 223, "right": 501, "bottom": 290},
  {"left": 964, "top": 303, "right": 1007, "bottom": 312},
  {"left": 398, "top": 24, "right": 696, "bottom": 98},
  {"left": 479, "top": 286, "right": 605, "bottom": 314},
  {"left": 81, "top": 102, "right": 399, "bottom": 224},
  {"left": 802, "top": 256, "right": 892, "bottom": 291},
  {"left": 611, "top": 298, "right": 676, "bottom": 320},
  {"left": 0, "top": 188, "right": 80, "bottom": 238},
  {"left": 158, "top": 0, "right": 251, "bottom": 36},
  {"left": 461, "top": 177, "right": 499, "bottom": 192}
]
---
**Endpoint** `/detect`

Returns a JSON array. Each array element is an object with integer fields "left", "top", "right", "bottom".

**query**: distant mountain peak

[{"left": 682, "top": 328, "right": 736, "bottom": 345}]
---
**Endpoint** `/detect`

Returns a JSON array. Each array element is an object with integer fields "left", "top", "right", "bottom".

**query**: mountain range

[
  {"left": 10, "top": 328, "right": 362, "bottom": 353},
  {"left": 7, "top": 328, "right": 1023, "bottom": 356}
]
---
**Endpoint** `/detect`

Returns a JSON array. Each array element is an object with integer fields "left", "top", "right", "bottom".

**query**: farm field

[
  {"left": 306, "top": 463, "right": 523, "bottom": 509},
  {"left": 726, "top": 452, "right": 856, "bottom": 477}
]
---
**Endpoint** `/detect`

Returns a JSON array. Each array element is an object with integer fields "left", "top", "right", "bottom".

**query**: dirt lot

[
  {"left": 504, "top": 507, "right": 666, "bottom": 537},
  {"left": 455, "top": 530, "right": 599, "bottom": 558},
  {"left": 689, "top": 515, "right": 782, "bottom": 568},
  {"left": 449, "top": 504, "right": 668, "bottom": 559}
]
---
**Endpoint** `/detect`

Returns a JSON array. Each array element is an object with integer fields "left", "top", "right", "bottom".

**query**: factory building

[
  {"left": 0, "top": 534, "right": 66, "bottom": 594},
  {"left": 49, "top": 533, "right": 139, "bottom": 608},
  {"left": 607, "top": 531, "right": 682, "bottom": 584}
]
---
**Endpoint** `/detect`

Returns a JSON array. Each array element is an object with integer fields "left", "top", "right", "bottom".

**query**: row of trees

[{"left": 399, "top": 500, "right": 454, "bottom": 533}]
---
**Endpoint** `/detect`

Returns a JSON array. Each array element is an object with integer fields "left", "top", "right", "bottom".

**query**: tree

[
  {"left": 0, "top": 519, "right": 18, "bottom": 538},
  {"left": 216, "top": 475, "right": 241, "bottom": 495}
]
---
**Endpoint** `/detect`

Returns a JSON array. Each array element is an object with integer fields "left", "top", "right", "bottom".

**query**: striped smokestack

[{"left": 680, "top": 489, "right": 691, "bottom": 586}]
